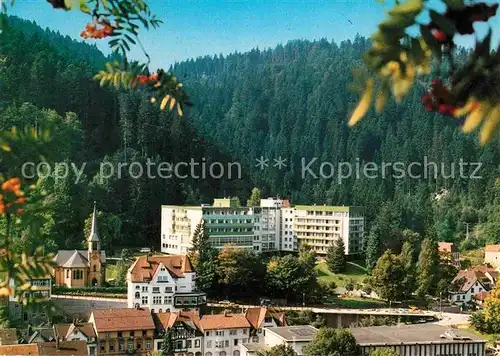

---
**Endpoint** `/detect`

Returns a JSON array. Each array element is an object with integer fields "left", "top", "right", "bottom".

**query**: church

[{"left": 52, "top": 203, "right": 106, "bottom": 288}]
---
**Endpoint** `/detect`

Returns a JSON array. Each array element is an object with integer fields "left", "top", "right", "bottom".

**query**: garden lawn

[{"left": 315, "top": 261, "right": 368, "bottom": 287}]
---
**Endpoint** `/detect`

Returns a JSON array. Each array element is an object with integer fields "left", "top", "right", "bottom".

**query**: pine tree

[
  {"left": 189, "top": 220, "right": 212, "bottom": 261},
  {"left": 326, "top": 238, "right": 346, "bottom": 274},
  {"left": 399, "top": 240, "right": 416, "bottom": 300},
  {"left": 365, "top": 231, "right": 381, "bottom": 272},
  {"left": 416, "top": 238, "right": 440, "bottom": 297}
]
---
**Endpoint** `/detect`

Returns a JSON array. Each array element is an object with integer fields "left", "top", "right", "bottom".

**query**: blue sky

[{"left": 10, "top": 0, "right": 500, "bottom": 70}]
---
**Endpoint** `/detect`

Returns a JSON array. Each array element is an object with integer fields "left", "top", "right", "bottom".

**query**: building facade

[
  {"left": 54, "top": 322, "right": 97, "bottom": 356},
  {"left": 161, "top": 198, "right": 364, "bottom": 256},
  {"left": 127, "top": 254, "right": 206, "bottom": 313},
  {"left": 350, "top": 324, "right": 486, "bottom": 356},
  {"left": 89, "top": 308, "right": 156, "bottom": 356},
  {"left": 449, "top": 266, "right": 497, "bottom": 305},
  {"left": 53, "top": 203, "right": 106, "bottom": 288}
]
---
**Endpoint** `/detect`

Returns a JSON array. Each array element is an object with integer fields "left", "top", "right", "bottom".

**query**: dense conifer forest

[{"left": 0, "top": 16, "right": 498, "bottom": 256}]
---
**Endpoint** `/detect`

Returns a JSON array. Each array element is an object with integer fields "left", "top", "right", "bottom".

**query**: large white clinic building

[{"left": 161, "top": 198, "right": 364, "bottom": 256}]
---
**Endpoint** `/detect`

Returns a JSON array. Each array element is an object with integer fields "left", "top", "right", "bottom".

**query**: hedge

[{"left": 52, "top": 286, "right": 127, "bottom": 297}]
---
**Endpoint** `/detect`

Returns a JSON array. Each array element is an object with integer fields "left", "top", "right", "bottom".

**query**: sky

[{"left": 9, "top": 0, "right": 500, "bottom": 70}]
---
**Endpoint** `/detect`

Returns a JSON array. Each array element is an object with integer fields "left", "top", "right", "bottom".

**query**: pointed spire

[{"left": 88, "top": 201, "right": 99, "bottom": 243}]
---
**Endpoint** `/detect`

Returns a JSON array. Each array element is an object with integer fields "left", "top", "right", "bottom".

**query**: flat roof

[
  {"left": 265, "top": 325, "right": 317, "bottom": 342},
  {"left": 242, "top": 343, "right": 270, "bottom": 352},
  {"left": 349, "top": 324, "right": 486, "bottom": 346},
  {"left": 294, "top": 205, "right": 363, "bottom": 212}
]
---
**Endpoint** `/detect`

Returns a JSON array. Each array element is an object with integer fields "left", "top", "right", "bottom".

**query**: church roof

[
  {"left": 62, "top": 251, "right": 89, "bottom": 268},
  {"left": 88, "top": 202, "right": 100, "bottom": 243},
  {"left": 54, "top": 250, "right": 106, "bottom": 267}
]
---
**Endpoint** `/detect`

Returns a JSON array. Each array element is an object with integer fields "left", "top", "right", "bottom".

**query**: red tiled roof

[
  {"left": 38, "top": 341, "right": 88, "bottom": 356},
  {"left": 245, "top": 307, "right": 267, "bottom": 329},
  {"left": 199, "top": 313, "right": 251, "bottom": 331},
  {"left": 153, "top": 311, "right": 201, "bottom": 333},
  {"left": 485, "top": 245, "right": 500, "bottom": 252},
  {"left": 0, "top": 344, "right": 39, "bottom": 355},
  {"left": 129, "top": 255, "right": 194, "bottom": 283},
  {"left": 54, "top": 323, "right": 96, "bottom": 340},
  {"left": 91, "top": 308, "right": 155, "bottom": 332}
]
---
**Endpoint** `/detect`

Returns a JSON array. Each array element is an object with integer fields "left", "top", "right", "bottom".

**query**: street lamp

[{"left": 302, "top": 293, "right": 305, "bottom": 309}]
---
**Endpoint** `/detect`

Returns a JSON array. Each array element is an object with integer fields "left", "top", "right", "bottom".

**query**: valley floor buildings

[{"left": 161, "top": 198, "right": 364, "bottom": 256}]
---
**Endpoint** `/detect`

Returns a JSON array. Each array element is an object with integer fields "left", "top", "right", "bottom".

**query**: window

[
  {"left": 66, "top": 270, "right": 70, "bottom": 278},
  {"left": 93, "top": 265, "right": 97, "bottom": 272},
  {"left": 153, "top": 296, "right": 162, "bottom": 304},
  {"left": 229, "top": 330, "right": 236, "bottom": 335},
  {"left": 195, "top": 340, "right": 200, "bottom": 348},
  {"left": 136, "top": 285, "right": 140, "bottom": 290},
  {"left": 109, "top": 343, "right": 114, "bottom": 352},
  {"left": 142, "top": 286, "right": 148, "bottom": 292},
  {"left": 142, "top": 296, "right": 148, "bottom": 305},
  {"left": 187, "top": 340, "right": 192, "bottom": 348},
  {"left": 119, "top": 341, "right": 124, "bottom": 351},
  {"left": 135, "top": 292, "right": 140, "bottom": 299},
  {"left": 128, "top": 341, "right": 133, "bottom": 351},
  {"left": 143, "top": 330, "right": 147, "bottom": 336},
  {"left": 165, "top": 286, "right": 173, "bottom": 293},
  {"left": 153, "top": 287, "right": 160, "bottom": 293},
  {"left": 72, "top": 270, "right": 83, "bottom": 280},
  {"left": 117, "top": 331, "right": 122, "bottom": 338},
  {"left": 215, "top": 341, "right": 224, "bottom": 348},
  {"left": 105, "top": 332, "right": 110, "bottom": 338},
  {"left": 206, "top": 340, "right": 212, "bottom": 348},
  {"left": 130, "top": 331, "right": 134, "bottom": 337},
  {"left": 243, "top": 329, "right": 247, "bottom": 334},
  {"left": 206, "top": 331, "right": 211, "bottom": 336},
  {"left": 216, "top": 330, "right": 224, "bottom": 336},
  {"left": 146, "top": 341, "right": 151, "bottom": 350},
  {"left": 233, "top": 339, "right": 238, "bottom": 346},
  {"left": 164, "top": 296, "right": 173, "bottom": 304},
  {"left": 224, "top": 340, "right": 229, "bottom": 347},
  {"left": 100, "top": 344, "right": 105, "bottom": 352}
]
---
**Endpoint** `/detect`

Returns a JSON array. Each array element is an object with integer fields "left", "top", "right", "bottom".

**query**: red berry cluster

[
  {"left": 136, "top": 72, "right": 159, "bottom": 85},
  {"left": 421, "top": 79, "right": 457, "bottom": 117},
  {"left": 0, "top": 178, "right": 26, "bottom": 215},
  {"left": 80, "top": 21, "right": 115, "bottom": 39}
]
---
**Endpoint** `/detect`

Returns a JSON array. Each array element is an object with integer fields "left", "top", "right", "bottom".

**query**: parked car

[{"left": 260, "top": 298, "right": 272, "bottom": 307}]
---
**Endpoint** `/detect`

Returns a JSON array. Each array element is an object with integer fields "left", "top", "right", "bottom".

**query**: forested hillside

[
  {"left": 0, "top": 16, "right": 498, "bottom": 257},
  {"left": 0, "top": 16, "right": 252, "bottom": 255},
  {"left": 172, "top": 36, "right": 499, "bottom": 251}
]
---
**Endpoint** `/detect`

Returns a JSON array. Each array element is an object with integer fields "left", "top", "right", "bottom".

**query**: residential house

[
  {"left": 450, "top": 266, "right": 498, "bottom": 305},
  {"left": 89, "top": 307, "right": 155, "bottom": 355},
  {"left": 485, "top": 244, "right": 500, "bottom": 269},
  {"left": 256, "top": 326, "right": 317, "bottom": 356},
  {"left": 127, "top": 254, "right": 206, "bottom": 312},
  {"left": 54, "top": 322, "right": 97, "bottom": 356},
  {"left": 53, "top": 203, "right": 106, "bottom": 288},
  {"left": 26, "top": 328, "right": 55, "bottom": 344},
  {"left": 438, "top": 242, "right": 460, "bottom": 268},
  {"left": 152, "top": 311, "right": 203, "bottom": 355},
  {"left": 199, "top": 312, "right": 251, "bottom": 356},
  {"left": 245, "top": 307, "right": 287, "bottom": 343},
  {"left": 473, "top": 291, "right": 490, "bottom": 306}
]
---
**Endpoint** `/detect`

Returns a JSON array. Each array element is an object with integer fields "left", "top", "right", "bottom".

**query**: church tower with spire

[{"left": 88, "top": 202, "right": 104, "bottom": 286}]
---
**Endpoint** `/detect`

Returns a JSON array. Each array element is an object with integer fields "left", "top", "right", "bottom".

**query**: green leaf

[
  {"left": 410, "top": 38, "right": 425, "bottom": 64},
  {"left": 379, "top": 14, "right": 416, "bottom": 31},
  {"left": 124, "top": 33, "right": 136, "bottom": 45},
  {"left": 105, "top": 62, "right": 114, "bottom": 73},
  {"left": 429, "top": 10, "right": 456, "bottom": 37},
  {"left": 442, "top": 0, "right": 465, "bottom": 9}
]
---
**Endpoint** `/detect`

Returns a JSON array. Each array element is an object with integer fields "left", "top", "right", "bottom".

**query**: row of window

[
  {"left": 136, "top": 286, "right": 176, "bottom": 292},
  {"left": 206, "top": 329, "right": 247, "bottom": 337},
  {"left": 206, "top": 339, "right": 247, "bottom": 348},
  {"left": 100, "top": 339, "right": 151, "bottom": 353}
]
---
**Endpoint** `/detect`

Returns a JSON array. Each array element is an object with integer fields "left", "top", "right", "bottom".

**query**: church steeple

[{"left": 88, "top": 201, "right": 100, "bottom": 252}]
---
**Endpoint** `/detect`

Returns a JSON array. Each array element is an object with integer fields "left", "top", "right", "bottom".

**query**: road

[{"left": 434, "top": 312, "right": 471, "bottom": 326}]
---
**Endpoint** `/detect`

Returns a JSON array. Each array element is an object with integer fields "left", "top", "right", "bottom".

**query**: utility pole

[{"left": 465, "top": 223, "right": 470, "bottom": 239}]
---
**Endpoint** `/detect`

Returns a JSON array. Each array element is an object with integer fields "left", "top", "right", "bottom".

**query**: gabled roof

[
  {"left": 452, "top": 268, "right": 493, "bottom": 293},
  {"left": 199, "top": 313, "right": 251, "bottom": 331},
  {"left": 485, "top": 244, "right": 500, "bottom": 252},
  {"left": 28, "top": 328, "right": 55, "bottom": 343},
  {"left": 62, "top": 251, "right": 89, "bottom": 268},
  {"left": 474, "top": 291, "right": 490, "bottom": 302},
  {"left": 128, "top": 255, "right": 194, "bottom": 283},
  {"left": 54, "top": 323, "right": 96, "bottom": 340},
  {"left": 54, "top": 250, "right": 105, "bottom": 267},
  {"left": 153, "top": 311, "right": 201, "bottom": 334},
  {"left": 245, "top": 307, "right": 286, "bottom": 329},
  {"left": 91, "top": 308, "right": 155, "bottom": 332}
]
